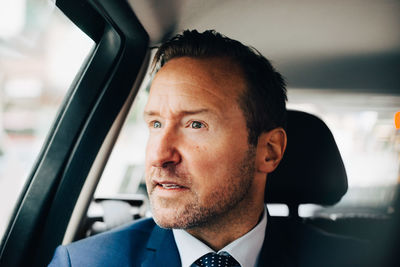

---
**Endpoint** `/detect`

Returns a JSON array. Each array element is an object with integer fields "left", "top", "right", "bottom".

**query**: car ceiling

[{"left": 129, "top": 0, "right": 400, "bottom": 94}]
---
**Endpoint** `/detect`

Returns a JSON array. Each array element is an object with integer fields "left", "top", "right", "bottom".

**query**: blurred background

[{"left": 0, "top": 0, "right": 93, "bottom": 236}]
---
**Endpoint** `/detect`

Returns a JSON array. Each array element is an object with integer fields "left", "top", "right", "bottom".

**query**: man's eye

[
  {"left": 190, "top": 121, "right": 204, "bottom": 129},
  {"left": 152, "top": 121, "right": 162, "bottom": 128}
]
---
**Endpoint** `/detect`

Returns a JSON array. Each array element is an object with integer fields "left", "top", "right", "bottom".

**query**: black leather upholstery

[{"left": 265, "top": 110, "right": 348, "bottom": 206}]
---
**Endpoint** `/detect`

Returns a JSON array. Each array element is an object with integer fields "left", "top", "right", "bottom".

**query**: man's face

[{"left": 144, "top": 57, "right": 260, "bottom": 229}]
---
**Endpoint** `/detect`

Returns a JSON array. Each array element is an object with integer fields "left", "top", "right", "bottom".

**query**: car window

[
  {"left": 0, "top": 0, "right": 93, "bottom": 240},
  {"left": 95, "top": 74, "right": 150, "bottom": 198}
]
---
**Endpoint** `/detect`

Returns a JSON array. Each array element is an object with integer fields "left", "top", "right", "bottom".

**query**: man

[{"left": 49, "top": 30, "right": 368, "bottom": 267}]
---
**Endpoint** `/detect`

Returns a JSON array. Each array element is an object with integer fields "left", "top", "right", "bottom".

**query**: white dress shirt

[{"left": 173, "top": 205, "right": 267, "bottom": 267}]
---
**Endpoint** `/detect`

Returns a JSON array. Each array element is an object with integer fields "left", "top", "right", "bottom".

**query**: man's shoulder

[
  {"left": 48, "top": 217, "right": 161, "bottom": 266},
  {"left": 71, "top": 217, "right": 157, "bottom": 246}
]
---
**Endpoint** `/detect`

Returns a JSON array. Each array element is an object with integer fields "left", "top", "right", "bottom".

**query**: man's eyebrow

[{"left": 143, "top": 109, "right": 211, "bottom": 117}]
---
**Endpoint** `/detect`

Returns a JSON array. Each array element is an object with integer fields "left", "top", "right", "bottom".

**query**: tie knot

[{"left": 193, "top": 252, "right": 241, "bottom": 267}]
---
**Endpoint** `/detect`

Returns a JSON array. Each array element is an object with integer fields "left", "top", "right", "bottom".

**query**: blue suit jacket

[{"left": 48, "top": 216, "right": 371, "bottom": 267}]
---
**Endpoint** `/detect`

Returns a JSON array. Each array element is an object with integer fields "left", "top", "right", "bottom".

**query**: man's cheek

[{"left": 194, "top": 149, "right": 229, "bottom": 171}]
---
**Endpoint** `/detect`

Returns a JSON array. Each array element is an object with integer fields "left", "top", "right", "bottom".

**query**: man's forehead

[
  {"left": 157, "top": 57, "right": 244, "bottom": 87},
  {"left": 150, "top": 57, "right": 245, "bottom": 98},
  {"left": 144, "top": 57, "right": 246, "bottom": 118},
  {"left": 144, "top": 89, "right": 224, "bottom": 118}
]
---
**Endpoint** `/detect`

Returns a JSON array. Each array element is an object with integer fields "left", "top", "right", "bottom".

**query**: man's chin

[
  {"left": 149, "top": 195, "right": 207, "bottom": 229},
  {"left": 151, "top": 207, "right": 201, "bottom": 229},
  {"left": 153, "top": 214, "right": 187, "bottom": 229}
]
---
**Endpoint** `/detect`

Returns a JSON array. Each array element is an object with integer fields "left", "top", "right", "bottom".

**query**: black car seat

[{"left": 265, "top": 110, "right": 347, "bottom": 217}]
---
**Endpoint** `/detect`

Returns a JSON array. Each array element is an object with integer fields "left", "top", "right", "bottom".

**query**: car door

[{"left": 0, "top": 0, "right": 149, "bottom": 266}]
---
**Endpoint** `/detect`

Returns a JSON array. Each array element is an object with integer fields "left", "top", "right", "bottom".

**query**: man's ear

[{"left": 256, "top": 127, "right": 287, "bottom": 174}]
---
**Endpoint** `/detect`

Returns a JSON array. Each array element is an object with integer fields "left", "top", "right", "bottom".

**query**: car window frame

[{"left": 0, "top": 0, "right": 149, "bottom": 266}]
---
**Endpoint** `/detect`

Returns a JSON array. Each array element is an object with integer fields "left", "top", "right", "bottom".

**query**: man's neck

[{"left": 185, "top": 203, "right": 264, "bottom": 251}]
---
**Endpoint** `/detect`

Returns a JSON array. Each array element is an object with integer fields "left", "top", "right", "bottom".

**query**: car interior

[{"left": 0, "top": 0, "right": 399, "bottom": 266}]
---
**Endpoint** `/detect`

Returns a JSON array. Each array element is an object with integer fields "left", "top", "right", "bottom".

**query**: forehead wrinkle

[
  {"left": 152, "top": 79, "right": 231, "bottom": 104},
  {"left": 147, "top": 85, "right": 229, "bottom": 120},
  {"left": 144, "top": 108, "right": 213, "bottom": 121},
  {"left": 145, "top": 96, "right": 220, "bottom": 121}
]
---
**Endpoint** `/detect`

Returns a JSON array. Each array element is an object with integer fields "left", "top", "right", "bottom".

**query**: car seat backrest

[{"left": 265, "top": 110, "right": 348, "bottom": 216}]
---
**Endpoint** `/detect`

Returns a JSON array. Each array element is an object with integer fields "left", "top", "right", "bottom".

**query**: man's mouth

[
  {"left": 159, "top": 183, "right": 184, "bottom": 189},
  {"left": 154, "top": 181, "right": 188, "bottom": 190}
]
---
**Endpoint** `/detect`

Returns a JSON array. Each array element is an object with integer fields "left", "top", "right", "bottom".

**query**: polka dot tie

[{"left": 193, "top": 252, "right": 241, "bottom": 267}]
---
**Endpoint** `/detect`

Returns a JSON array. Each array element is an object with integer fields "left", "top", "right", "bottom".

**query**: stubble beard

[{"left": 148, "top": 146, "right": 257, "bottom": 229}]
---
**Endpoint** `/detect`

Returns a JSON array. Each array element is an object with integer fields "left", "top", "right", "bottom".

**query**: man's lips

[{"left": 153, "top": 180, "right": 189, "bottom": 190}]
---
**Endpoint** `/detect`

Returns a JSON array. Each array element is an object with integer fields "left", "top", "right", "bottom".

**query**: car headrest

[{"left": 265, "top": 110, "right": 348, "bottom": 206}]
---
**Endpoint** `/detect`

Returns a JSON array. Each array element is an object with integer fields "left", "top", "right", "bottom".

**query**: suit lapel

[{"left": 141, "top": 225, "right": 181, "bottom": 267}]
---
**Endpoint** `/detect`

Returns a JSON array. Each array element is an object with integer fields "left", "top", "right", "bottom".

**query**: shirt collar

[{"left": 173, "top": 205, "right": 267, "bottom": 267}]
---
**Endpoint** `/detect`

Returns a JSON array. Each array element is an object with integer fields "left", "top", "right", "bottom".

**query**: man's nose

[{"left": 148, "top": 128, "right": 181, "bottom": 168}]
